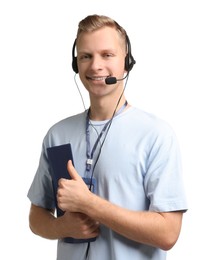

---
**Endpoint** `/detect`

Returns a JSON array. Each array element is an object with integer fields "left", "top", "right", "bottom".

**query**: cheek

[
  {"left": 78, "top": 62, "right": 90, "bottom": 78},
  {"left": 115, "top": 56, "right": 126, "bottom": 72},
  {"left": 78, "top": 73, "right": 87, "bottom": 86},
  {"left": 78, "top": 74, "right": 91, "bottom": 92}
]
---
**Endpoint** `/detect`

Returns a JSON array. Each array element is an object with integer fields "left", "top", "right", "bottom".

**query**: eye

[
  {"left": 79, "top": 54, "right": 91, "bottom": 61},
  {"left": 103, "top": 53, "right": 114, "bottom": 58}
]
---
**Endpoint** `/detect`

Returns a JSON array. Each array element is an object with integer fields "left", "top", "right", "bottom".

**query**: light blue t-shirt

[{"left": 27, "top": 106, "right": 187, "bottom": 260}]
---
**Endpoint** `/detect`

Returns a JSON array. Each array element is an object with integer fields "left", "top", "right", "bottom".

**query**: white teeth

[{"left": 90, "top": 77, "right": 106, "bottom": 81}]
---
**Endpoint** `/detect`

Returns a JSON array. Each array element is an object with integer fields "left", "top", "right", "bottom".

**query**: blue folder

[{"left": 47, "top": 143, "right": 96, "bottom": 243}]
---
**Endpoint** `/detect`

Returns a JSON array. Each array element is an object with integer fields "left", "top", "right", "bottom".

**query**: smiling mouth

[{"left": 86, "top": 76, "right": 109, "bottom": 81}]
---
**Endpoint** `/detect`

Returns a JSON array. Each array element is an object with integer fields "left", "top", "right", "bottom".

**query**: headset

[{"left": 72, "top": 34, "right": 136, "bottom": 74}]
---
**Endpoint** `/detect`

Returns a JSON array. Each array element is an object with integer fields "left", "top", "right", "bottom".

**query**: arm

[
  {"left": 57, "top": 160, "right": 183, "bottom": 250},
  {"left": 28, "top": 204, "right": 99, "bottom": 240},
  {"left": 82, "top": 195, "right": 183, "bottom": 250}
]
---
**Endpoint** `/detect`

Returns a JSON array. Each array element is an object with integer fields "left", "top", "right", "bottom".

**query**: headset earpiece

[
  {"left": 72, "top": 57, "right": 78, "bottom": 73},
  {"left": 125, "top": 53, "right": 135, "bottom": 71},
  {"left": 124, "top": 35, "right": 136, "bottom": 72},
  {"left": 72, "top": 39, "right": 78, "bottom": 73}
]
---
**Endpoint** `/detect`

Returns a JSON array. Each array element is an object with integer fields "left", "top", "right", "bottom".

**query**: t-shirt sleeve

[
  {"left": 27, "top": 140, "right": 55, "bottom": 210},
  {"left": 144, "top": 124, "right": 187, "bottom": 212}
]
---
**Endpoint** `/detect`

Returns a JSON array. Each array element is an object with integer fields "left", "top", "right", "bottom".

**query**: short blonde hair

[{"left": 76, "top": 14, "right": 127, "bottom": 47}]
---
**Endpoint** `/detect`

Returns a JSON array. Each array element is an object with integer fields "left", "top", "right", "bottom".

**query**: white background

[{"left": 1, "top": 0, "right": 208, "bottom": 259}]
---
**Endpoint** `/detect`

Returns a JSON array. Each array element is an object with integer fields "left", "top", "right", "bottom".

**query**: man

[{"left": 27, "top": 14, "right": 187, "bottom": 260}]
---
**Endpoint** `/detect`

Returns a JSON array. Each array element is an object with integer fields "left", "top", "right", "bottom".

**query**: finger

[
  {"left": 57, "top": 177, "right": 68, "bottom": 188},
  {"left": 67, "top": 160, "right": 82, "bottom": 181}
]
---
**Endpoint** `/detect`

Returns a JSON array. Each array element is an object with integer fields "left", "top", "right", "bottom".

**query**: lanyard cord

[{"left": 85, "top": 100, "right": 128, "bottom": 173}]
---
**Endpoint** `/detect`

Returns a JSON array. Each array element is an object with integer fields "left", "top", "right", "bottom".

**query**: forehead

[{"left": 76, "top": 26, "right": 125, "bottom": 52}]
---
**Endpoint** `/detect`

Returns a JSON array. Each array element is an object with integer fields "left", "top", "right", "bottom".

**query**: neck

[{"left": 89, "top": 95, "right": 127, "bottom": 121}]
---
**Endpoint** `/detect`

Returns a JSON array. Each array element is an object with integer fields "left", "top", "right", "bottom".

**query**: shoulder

[
  {"left": 125, "top": 106, "right": 176, "bottom": 137},
  {"left": 49, "top": 111, "right": 86, "bottom": 131},
  {"left": 42, "top": 111, "right": 87, "bottom": 146}
]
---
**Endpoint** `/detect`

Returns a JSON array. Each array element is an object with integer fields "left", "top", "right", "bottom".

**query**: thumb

[{"left": 67, "top": 160, "right": 82, "bottom": 181}]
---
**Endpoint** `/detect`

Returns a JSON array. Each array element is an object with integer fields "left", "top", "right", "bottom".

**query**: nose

[{"left": 89, "top": 55, "right": 103, "bottom": 71}]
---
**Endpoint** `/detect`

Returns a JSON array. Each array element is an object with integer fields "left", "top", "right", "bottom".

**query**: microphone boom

[{"left": 105, "top": 73, "right": 128, "bottom": 85}]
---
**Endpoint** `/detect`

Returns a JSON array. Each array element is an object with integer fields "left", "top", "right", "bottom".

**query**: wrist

[{"left": 83, "top": 192, "right": 101, "bottom": 219}]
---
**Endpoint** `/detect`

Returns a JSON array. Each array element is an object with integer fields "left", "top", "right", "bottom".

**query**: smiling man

[{"left": 27, "top": 14, "right": 187, "bottom": 260}]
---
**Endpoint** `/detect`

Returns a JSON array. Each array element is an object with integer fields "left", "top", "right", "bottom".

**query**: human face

[{"left": 76, "top": 26, "right": 126, "bottom": 98}]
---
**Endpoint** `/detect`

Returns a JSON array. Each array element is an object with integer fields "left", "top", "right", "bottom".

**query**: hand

[
  {"left": 57, "top": 160, "right": 92, "bottom": 213},
  {"left": 58, "top": 212, "right": 100, "bottom": 239}
]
